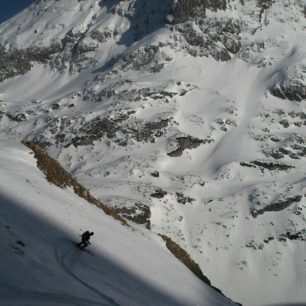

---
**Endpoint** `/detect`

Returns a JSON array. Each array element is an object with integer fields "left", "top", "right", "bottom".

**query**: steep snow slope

[
  {"left": 0, "top": 139, "right": 235, "bottom": 306},
  {"left": 0, "top": 0, "right": 306, "bottom": 305}
]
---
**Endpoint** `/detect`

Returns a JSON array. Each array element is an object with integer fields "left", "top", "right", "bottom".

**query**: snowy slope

[
  {"left": 0, "top": 0, "right": 306, "bottom": 305},
  {"left": 0, "top": 139, "right": 235, "bottom": 306},
  {"left": 0, "top": 0, "right": 125, "bottom": 48}
]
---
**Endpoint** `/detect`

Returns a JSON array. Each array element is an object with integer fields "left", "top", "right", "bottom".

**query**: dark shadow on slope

[
  {"left": 98, "top": 0, "right": 172, "bottom": 46},
  {"left": 116, "top": 0, "right": 172, "bottom": 46},
  {"left": 92, "top": 0, "right": 173, "bottom": 75},
  {"left": 98, "top": 0, "right": 118, "bottom": 10},
  {"left": 0, "top": 193, "right": 231, "bottom": 306},
  {"left": 0, "top": 283, "right": 105, "bottom": 306}
]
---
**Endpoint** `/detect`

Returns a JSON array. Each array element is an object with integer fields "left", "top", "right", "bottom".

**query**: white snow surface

[
  {"left": 0, "top": 140, "right": 234, "bottom": 306},
  {"left": 0, "top": 0, "right": 306, "bottom": 305}
]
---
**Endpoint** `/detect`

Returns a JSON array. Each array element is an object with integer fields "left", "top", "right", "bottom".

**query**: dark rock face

[
  {"left": 120, "top": 45, "right": 169, "bottom": 73},
  {"left": 71, "top": 118, "right": 117, "bottom": 147},
  {"left": 136, "top": 119, "right": 170, "bottom": 142},
  {"left": 0, "top": 27, "right": 103, "bottom": 81},
  {"left": 245, "top": 240, "right": 264, "bottom": 250},
  {"left": 170, "top": 0, "right": 206, "bottom": 24},
  {"left": 240, "top": 162, "right": 257, "bottom": 168},
  {"left": 263, "top": 236, "right": 274, "bottom": 243},
  {"left": 28, "top": 101, "right": 171, "bottom": 147},
  {"left": 257, "top": 0, "right": 273, "bottom": 10},
  {"left": 168, "top": 0, "right": 242, "bottom": 61},
  {"left": 150, "top": 171, "right": 160, "bottom": 177},
  {"left": 0, "top": 25, "right": 103, "bottom": 81},
  {"left": 262, "top": 132, "right": 306, "bottom": 160},
  {"left": 90, "top": 30, "right": 112, "bottom": 43},
  {"left": 170, "top": 0, "right": 227, "bottom": 25},
  {"left": 51, "top": 31, "right": 99, "bottom": 73},
  {"left": 251, "top": 195, "right": 303, "bottom": 218},
  {"left": 176, "top": 192, "right": 195, "bottom": 204},
  {"left": 269, "top": 146, "right": 306, "bottom": 160},
  {"left": 278, "top": 230, "right": 306, "bottom": 241},
  {"left": 270, "top": 80, "right": 306, "bottom": 102},
  {"left": 246, "top": 160, "right": 294, "bottom": 171},
  {"left": 173, "top": 15, "right": 241, "bottom": 61},
  {"left": 168, "top": 136, "right": 208, "bottom": 157},
  {"left": 151, "top": 189, "right": 168, "bottom": 198},
  {"left": 115, "top": 204, "right": 151, "bottom": 229},
  {"left": 257, "top": 0, "right": 274, "bottom": 21},
  {"left": 206, "top": 0, "right": 227, "bottom": 11},
  {"left": 6, "top": 112, "right": 28, "bottom": 122},
  {"left": 0, "top": 43, "right": 61, "bottom": 82}
]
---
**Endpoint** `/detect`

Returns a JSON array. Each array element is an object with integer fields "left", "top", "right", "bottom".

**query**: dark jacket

[{"left": 81, "top": 231, "right": 93, "bottom": 243}]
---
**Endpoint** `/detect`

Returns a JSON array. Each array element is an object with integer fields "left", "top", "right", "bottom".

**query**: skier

[{"left": 77, "top": 231, "right": 94, "bottom": 249}]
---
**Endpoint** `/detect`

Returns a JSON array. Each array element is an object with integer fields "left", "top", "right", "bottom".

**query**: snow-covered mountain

[{"left": 0, "top": 0, "right": 306, "bottom": 305}]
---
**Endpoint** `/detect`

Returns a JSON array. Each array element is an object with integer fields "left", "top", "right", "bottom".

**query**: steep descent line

[{"left": 55, "top": 239, "right": 120, "bottom": 306}]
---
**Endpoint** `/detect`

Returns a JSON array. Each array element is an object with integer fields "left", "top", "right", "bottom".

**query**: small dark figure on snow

[{"left": 78, "top": 231, "right": 94, "bottom": 249}]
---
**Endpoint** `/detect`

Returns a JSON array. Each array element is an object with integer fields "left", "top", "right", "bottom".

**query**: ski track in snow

[{"left": 55, "top": 239, "right": 120, "bottom": 306}]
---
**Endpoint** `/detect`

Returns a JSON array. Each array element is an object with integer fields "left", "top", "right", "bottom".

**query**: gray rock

[
  {"left": 176, "top": 192, "right": 195, "bottom": 204},
  {"left": 115, "top": 204, "right": 151, "bottom": 229},
  {"left": 251, "top": 195, "right": 303, "bottom": 218},
  {"left": 0, "top": 43, "right": 61, "bottom": 82},
  {"left": 151, "top": 189, "right": 167, "bottom": 198},
  {"left": 168, "top": 136, "right": 205, "bottom": 157},
  {"left": 270, "top": 80, "right": 306, "bottom": 102},
  {"left": 170, "top": 0, "right": 206, "bottom": 24},
  {"left": 250, "top": 160, "right": 294, "bottom": 171}
]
